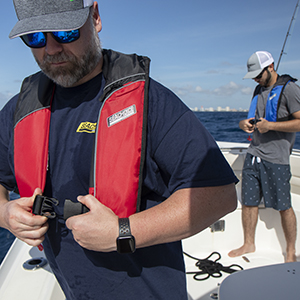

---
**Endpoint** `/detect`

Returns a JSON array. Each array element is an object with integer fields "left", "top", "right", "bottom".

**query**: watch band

[
  {"left": 119, "top": 218, "right": 132, "bottom": 236},
  {"left": 117, "top": 218, "right": 135, "bottom": 254}
]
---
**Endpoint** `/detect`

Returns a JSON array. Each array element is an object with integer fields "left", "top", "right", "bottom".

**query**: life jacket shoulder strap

[{"left": 14, "top": 72, "right": 55, "bottom": 197}]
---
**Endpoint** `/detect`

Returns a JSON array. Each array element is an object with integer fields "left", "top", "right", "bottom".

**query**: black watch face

[{"left": 117, "top": 236, "right": 135, "bottom": 254}]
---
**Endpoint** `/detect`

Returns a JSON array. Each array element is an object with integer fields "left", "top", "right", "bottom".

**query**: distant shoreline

[{"left": 191, "top": 109, "right": 248, "bottom": 112}]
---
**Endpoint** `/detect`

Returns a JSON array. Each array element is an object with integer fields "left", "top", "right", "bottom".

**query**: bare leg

[
  {"left": 228, "top": 205, "right": 258, "bottom": 257},
  {"left": 280, "top": 207, "right": 297, "bottom": 262}
]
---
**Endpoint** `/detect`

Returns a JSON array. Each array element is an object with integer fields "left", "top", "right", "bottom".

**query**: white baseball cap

[{"left": 243, "top": 51, "right": 274, "bottom": 79}]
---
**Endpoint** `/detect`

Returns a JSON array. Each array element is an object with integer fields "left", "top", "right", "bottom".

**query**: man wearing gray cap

[
  {"left": 229, "top": 51, "right": 300, "bottom": 262},
  {"left": 0, "top": 1, "right": 238, "bottom": 299}
]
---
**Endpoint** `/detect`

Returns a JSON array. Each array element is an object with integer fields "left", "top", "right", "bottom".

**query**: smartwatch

[{"left": 116, "top": 218, "right": 136, "bottom": 254}]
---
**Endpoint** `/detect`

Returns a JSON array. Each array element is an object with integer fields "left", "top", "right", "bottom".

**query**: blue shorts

[{"left": 242, "top": 153, "right": 291, "bottom": 211}]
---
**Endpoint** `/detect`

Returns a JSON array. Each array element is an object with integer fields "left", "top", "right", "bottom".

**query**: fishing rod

[{"left": 276, "top": 0, "right": 300, "bottom": 72}]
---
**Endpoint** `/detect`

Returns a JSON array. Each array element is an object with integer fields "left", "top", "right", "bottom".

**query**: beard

[
  {"left": 262, "top": 69, "right": 272, "bottom": 87},
  {"left": 33, "top": 27, "right": 102, "bottom": 88}
]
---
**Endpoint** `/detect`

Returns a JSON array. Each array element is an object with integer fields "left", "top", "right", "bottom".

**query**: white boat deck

[
  {"left": 184, "top": 215, "right": 288, "bottom": 300},
  {"left": 0, "top": 239, "right": 65, "bottom": 300}
]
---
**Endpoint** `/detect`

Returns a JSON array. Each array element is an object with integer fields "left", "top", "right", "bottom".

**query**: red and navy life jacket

[
  {"left": 247, "top": 75, "right": 297, "bottom": 122},
  {"left": 13, "top": 49, "right": 150, "bottom": 218}
]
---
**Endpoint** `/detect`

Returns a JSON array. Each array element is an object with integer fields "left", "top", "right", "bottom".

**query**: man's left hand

[
  {"left": 255, "top": 118, "right": 270, "bottom": 134},
  {"left": 65, "top": 194, "right": 119, "bottom": 252}
]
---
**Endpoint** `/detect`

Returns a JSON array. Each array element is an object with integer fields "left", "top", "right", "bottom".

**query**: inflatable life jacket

[
  {"left": 247, "top": 75, "right": 297, "bottom": 122},
  {"left": 13, "top": 49, "right": 150, "bottom": 218}
]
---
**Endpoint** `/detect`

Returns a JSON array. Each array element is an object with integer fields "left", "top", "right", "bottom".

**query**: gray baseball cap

[
  {"left": 9, "top": 0, "right": 94, "bottom": 39},
  {"left": 243, "top": 51, "right": 274, "bottom": 79}
]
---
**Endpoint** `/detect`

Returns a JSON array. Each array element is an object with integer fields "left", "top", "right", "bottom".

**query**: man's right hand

[
  {"left": 239, "top": 118, "right": 255, "bottom": 133},
  {"left": 0, "top": 187, "right": 48, "bottom": 247}
]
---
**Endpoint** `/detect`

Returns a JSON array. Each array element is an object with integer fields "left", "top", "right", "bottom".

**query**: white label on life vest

[
  {"left": 107, "top": 105, "right": 137, "bottom": 127},
  {"left": 269, "top": 93, "right": 277, "bottom": 101}
]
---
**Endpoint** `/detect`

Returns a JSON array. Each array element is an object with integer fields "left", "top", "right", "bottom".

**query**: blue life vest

[{"left": 247, "top": 75, "right": 297, "bottom": 122}]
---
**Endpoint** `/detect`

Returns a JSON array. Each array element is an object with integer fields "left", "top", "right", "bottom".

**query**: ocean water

[
  {"left": 195, "top": 111, "right": 300, "bottom": 149},
  {"left": 1, "top": 111, "right": 300, "bottom": 264}
]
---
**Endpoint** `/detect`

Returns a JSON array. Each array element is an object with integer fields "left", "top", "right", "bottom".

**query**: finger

[
  {"left": 66, "top": 196, "right": 94, "bottom": 228},
  {"left": 10, "top": 215, "right": 48, "bottom": 234},
  {"left": 20, "top": 222, "right": 49, "bottom": 237},
  {"left": 25, "top": 214, "right": 48, "bottom": 227},
  {"left": 18, "top": 189, "right": 43, "bottom": 211},
  {"left": 77, "top": 194, "right": 99, "bottom": 210},
  {"left": 21, "top": 237, "right": 45, "bottom": 247},
  {"left": 9, "top": 216, "right": 49, "bottom": 241},
  {"left": 33, "top": 187, "right": 43, "bottom": 196},
  {"left": 6, "top": 198, "right": 46, "bottom": 226},
  {"left": 20, "top": 225, "right": 48, "bottom": 246},
  {"left": 19, "top": 202, "right": 48, "bottom": 224},
  {"left": 25, "top": 187, "right": 43, "bottom": 207}
]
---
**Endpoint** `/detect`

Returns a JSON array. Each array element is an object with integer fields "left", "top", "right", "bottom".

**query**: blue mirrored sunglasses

[{"left": 20, "top": 30, "right": 80, "bottom": 48}]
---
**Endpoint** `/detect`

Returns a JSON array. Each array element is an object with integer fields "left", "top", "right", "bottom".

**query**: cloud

[
  {"left": 211, "top": 81, "right": 255, "bottom": 97},
  {"left": 172, "top": 85, "right": 210, "bottom": 96},
  {"left": 195, "top": 86, "right": 203, "bottom": 92},
  {"left": 212, "top": 81, "right": 240, "bottom": 96},
  {"left": 170, "top": 81, "right": 254, "bottom": 102},
  {"left": 241, "top": 86, "right": 253, "bottom": 95}
]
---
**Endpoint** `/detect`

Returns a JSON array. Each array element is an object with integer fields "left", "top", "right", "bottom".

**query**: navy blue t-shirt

[{"left": 0, "top": 73, "right": 237, "bottom": 300}]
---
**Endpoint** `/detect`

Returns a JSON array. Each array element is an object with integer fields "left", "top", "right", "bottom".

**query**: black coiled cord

[{"left": 184, "top": 251, "right": 243, "bottom": 281}]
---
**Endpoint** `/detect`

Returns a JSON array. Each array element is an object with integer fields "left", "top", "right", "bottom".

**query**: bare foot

[
  {"left": 285, "top": 252, "right": 297, "bottom": 263},
  {"left": 228, "top": 244, "right": 255, "bottom": 258}
]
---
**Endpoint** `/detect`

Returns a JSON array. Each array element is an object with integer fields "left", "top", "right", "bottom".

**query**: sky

[{"left": 0, "top": 0, "right": 300, "bottom": 110}]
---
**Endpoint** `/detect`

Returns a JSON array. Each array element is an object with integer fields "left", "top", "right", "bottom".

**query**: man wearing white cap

[
  {"left": 229, "top": 51, "right": 300, "bottom": 262},
  {"left": 0, "top": 1, "right": 238, "bottom": 299}
]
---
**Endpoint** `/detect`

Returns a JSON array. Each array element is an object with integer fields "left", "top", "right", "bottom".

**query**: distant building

[{"left": 190, "top": 106, "right": 248, "bottom": 112}]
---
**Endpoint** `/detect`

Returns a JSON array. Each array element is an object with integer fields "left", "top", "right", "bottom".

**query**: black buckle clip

[
  {"left": 32, "top": 195, "right": 89, "bottom": 220},
  {"left": 63, "top": 199, "right": 89, "bottom": 221},
  {"left": 32, "top": 195, "right": 59, "bottom": 219},
  {"left": 249, "top": 119, "right": 261, "bottom": 125}
]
